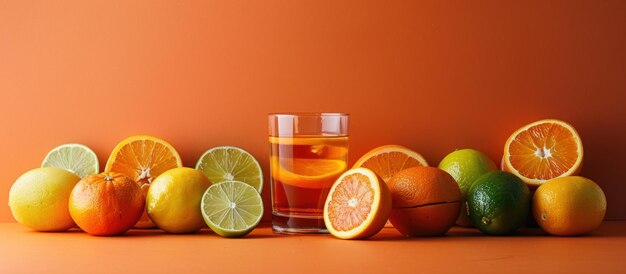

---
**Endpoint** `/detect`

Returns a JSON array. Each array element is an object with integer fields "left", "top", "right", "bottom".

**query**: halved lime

[
  {"left": 41, "top": 144, "right": 99, "bottom": 178},
  {"left": 201, "top": 181, "right": 263, "bottom": 238},
  {"left": 196, "top": 146, "right": 263, "bottom": 192}
]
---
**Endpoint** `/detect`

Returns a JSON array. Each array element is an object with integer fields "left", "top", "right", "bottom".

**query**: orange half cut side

[
  {"left": 323, "top": 168, "right": 391, "bottom": 240},
  {"left": 503, "top": 119, "right": 583, "bottom": 186},
  {"left": 353, "top": 145, "right": 428, "bottom": 183}
]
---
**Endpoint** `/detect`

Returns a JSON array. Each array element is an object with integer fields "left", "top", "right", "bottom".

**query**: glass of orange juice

[{"left": 268, "top": 113, "right": 349, "bottom": 234}]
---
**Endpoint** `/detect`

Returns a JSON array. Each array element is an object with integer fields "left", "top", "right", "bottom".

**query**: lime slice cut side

[
  {"left": 196, "top": 146, "right": 263, "bottom": 193},
  {"left": 41, "top": 143, "right": 99, "bottom": 178},
  {"left": 201, "top": 181, "right": 263, "bottom": 238}
]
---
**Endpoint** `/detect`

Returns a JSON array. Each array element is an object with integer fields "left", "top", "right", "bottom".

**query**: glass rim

[{"left": 268, "top": 112, "right": 349, "bottom": 117}]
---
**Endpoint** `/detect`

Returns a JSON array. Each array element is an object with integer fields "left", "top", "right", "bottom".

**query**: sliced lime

[
  {"left": 42, "top": 144, "right": 99, "bottom": 178},
  {"left": 195, "top": 146, "right": 263, "bottom": 193},
  {"left": 201, "top": 181, "right": 263, "bottom": 238}
]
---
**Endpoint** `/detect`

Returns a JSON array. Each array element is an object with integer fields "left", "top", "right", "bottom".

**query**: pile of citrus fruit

[
  {"left": 9, "top": 135, "right": 264, "bottom": 237},
  {"left": 323, "top": 119, "right": 606, "bottom": 239},
  {"left": 8, "top": 118, "right": 607, "bottom": 240}
]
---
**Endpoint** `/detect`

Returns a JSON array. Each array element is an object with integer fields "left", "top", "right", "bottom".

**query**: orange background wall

[{"left": 1, "top": 1, "right": 625, "bottom": 221}]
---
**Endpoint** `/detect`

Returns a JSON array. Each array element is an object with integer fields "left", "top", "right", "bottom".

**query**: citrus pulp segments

[
  {"left": 323, "top": 167, "right": 391, "bottom": 240},
  {"left": 41, "top": 143, "right": 99, "bottom": 178},
  {"left": 104, "top": 135, "right": 183, "bottom": 182},
  {"left": 503, "top": 119, "right": 583, "bottom": 186},
  {"left": 201, "top": 181, "right": 263, "bottom": 237},
  {"left": 196, "top": 146, "right": 263, "bottom": 192},
  {"left": 353, "top": 145, "right": 429, "bottom": 183}
]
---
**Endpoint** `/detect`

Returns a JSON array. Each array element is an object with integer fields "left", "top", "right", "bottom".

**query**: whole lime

[
  {"left": 9, "top": 167, "right": 80, "bottom": 231},
  {"left": 146, "top": 167, "right": 212, "bottom": 233},
  {"left": 439, "top": 149, "right": 497, "bottom": 226},
  {"left": 467, "top": 171, "right": 530, "bottom": 235}
]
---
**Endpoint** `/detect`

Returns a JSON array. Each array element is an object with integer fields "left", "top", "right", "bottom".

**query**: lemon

[
  {"left": 42, "top": 143, "right": 99, "bottom": 178},
  {"left": 146, "top": 167, "right": 212, "bottom": 233},
  {"left": 533, "top": 176, "right": 606, "bottom": 236},
  {"left": 201, "top": 181, "right": 263, "bottom": 238},
  {"left": 9, "top": 167, "right": 81, "bottom": 231},
  {"left": 196, "top": 146, "right": 262, "bottom": 192},
  {"left": 439, "top": 149, "right": 497, "bottom": 226}
]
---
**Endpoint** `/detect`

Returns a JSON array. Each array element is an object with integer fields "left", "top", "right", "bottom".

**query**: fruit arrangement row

[
  {"left": 8, "top": 118, "right": 607, "bottom": 240},
  {"left": 9, "top": 137, "right": 264, "bottom": 238},
  {"left": 322, "top": 119, "right": 606, "bottom": 239}
]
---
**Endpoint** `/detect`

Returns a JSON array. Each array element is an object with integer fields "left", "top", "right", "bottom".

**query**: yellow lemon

[
  {"left": 146, "top": 167, "right": 212, "bottom": 233},
  {"left": 9, "top": 167, "right": 80, "bottom": 231},
  {"left": 533, "top": 176, "right": 606, "bottom": 236}
]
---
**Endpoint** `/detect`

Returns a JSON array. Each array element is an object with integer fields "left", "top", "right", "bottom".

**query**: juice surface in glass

[{"left": 269, "top": 135, "right": 348, "bottom": 233}]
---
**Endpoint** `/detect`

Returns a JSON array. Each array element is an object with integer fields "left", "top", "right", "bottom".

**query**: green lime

[
  {"left": 42, "top": 143, "right": 99, "bottom": 178},
  {"left": 467, "top": 171, "right": 530, "bottom": 235},
  {"left": 439, "top": 149, "right": 497, "bottom": 226},
  {"left": 196, "top": 146, "right": 263, "bottom": 193},
  {"left": 201, "top": 180, "right": 263, "bottom": 238}
]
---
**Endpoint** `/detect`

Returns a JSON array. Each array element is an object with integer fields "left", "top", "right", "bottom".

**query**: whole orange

[
  {"left": 533, "top": 176, "right": 606, "bottom": 236},
  {"left": 69, "top": 172, "right": 144, "bottom": 236},
  {"left": 388, "top": 166, "right": 461, "bottom": 236}
]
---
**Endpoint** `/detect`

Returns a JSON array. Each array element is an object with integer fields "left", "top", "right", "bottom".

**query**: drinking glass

[{"left": 268, "top": 113, "right": 349, "bottom": 234}]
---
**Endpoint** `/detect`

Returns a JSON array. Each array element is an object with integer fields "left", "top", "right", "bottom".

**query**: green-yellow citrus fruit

[{"left": 439, "top": 149, "right": 497, "bottom": 226}]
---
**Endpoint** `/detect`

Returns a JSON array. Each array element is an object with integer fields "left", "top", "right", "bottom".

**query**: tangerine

[
  {"left": 388, "top": 166, "right": 461, "bottom": 236},
  {"left": 69, "top": 172, "right": 144, "bottom": 236}
]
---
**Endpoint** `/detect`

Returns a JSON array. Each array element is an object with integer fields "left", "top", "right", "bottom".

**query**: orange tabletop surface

[{"left": 1, "top": 221, "right": 624, "bottom": 273}]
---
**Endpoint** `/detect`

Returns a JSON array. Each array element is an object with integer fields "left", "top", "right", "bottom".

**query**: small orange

[
  {"left": 353, "top": 145, "right": 428, "bottom": 184},
  {"left": 533, "top": 176, "right": 606, "bottom": 236},
  {"left": 69, "top": 172, "right": 144, "bottom": 236},
  {"left": 503, "top": 119, "right": 583, "bottom": 186},
  {"left": 388, "top": 166, "right": 461, "bottom": 236},
  {"left": 105, "top": 135, "right": 182, "bottom": 228},
  {"left": 323, "top": 168, "right": 391, "bottom": 240}
]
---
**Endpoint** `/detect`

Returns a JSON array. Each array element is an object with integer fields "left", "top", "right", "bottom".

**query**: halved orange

[
  {"left": 104, "top": 135, "right": 183, "bottom": 228},
  {"left": 353, "top": 145, "right": 428, "bottom": 183},
  {"left": 323, "top": 168, "right": 391, "bottom": 240},
  {"left": 503, "top": 119, "right": 583, "bottom": 186}
]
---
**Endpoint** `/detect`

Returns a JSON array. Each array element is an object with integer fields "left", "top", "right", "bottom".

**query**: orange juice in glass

[{"left": 268, "top": 113, "right": 348, "bottom": 234}]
